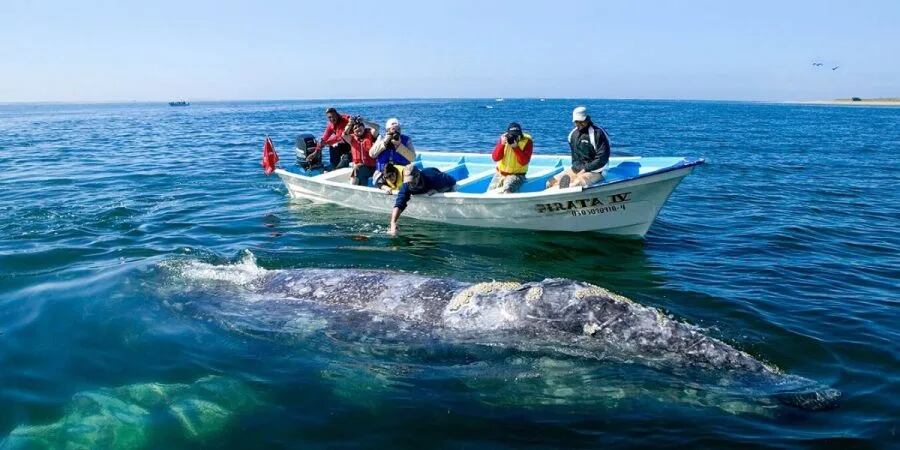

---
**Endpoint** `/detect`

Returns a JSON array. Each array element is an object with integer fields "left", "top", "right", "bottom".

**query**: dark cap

[
  {"left": 325, "top": 107, "right": 338, "bottom": 115},
  {"left": 507, "top": 122, "right": 522, "bottom": 135}
]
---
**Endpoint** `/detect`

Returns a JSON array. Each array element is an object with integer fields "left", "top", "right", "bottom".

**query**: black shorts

[{"left": 329, "top": 143, "right": 352, "bottom": 169}]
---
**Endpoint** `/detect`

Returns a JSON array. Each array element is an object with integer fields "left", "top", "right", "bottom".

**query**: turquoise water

[{"left": 1, "top": 99, "right": 898, "bottom": 448}]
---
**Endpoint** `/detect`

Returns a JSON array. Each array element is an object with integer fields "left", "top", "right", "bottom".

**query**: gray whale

[{"left": 167, "top": 261, "right": 841, "bottom": 412}]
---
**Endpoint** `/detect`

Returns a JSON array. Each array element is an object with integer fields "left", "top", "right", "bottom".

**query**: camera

[
  {"left": 390, "top": 131, "right": 401, "bottom": 141},
  {"left": 506, "top": 132, "right": 520, "bottom": 144}
]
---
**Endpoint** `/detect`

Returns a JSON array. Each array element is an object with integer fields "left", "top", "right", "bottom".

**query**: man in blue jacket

[
  {"left": 388, "top": 165, "right": 456, "bottom": 235},
  {"left": 371, "top": 118, "right": 416, "bottom": 190}
]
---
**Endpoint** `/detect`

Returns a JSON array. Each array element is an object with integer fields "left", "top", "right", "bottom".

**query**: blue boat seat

[
  {"left": 442, "top": 163, "right": 470, "bottom": 182},
  {"left": 603, "top": 161, "right": 641, "bottom": 183},
  {"left": 454, "top": 168, "right": 496, "bottom": 193},
  {"left": 518, "top": 160, "right": 565, "bottom": 193}
]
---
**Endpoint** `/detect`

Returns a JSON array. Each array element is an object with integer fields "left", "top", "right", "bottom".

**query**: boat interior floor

[{"left": 300, "top": 156, "right": 651, "bottom": 194}]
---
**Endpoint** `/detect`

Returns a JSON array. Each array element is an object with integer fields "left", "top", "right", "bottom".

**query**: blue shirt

[{"left": 375, "top": 135, "right": 412, "bottom": 172}]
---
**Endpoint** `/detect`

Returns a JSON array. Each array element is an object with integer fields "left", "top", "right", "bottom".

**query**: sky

[{"left": 1, "top": 0, "right": 898, "bottom": 102}]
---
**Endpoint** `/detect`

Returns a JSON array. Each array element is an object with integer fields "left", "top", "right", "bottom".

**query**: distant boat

[
  {"left": 169, "top": 100, "right": 190, "bottom": 107},
  {"left": 481, "top": 105, "right": 494, "bottom": 109},
  {"left": 495, "top": 98, "right": 504, "bottom": 102},
  {"left": 539, "top": 98, "right": 546, "bottom": 102}
]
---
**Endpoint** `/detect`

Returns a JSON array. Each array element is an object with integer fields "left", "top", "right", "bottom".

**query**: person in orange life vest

[
  {"left": 312, "top": 107, "right": 352, "bottom": 170},
  {"left": 341, "top": 116, "right": 380, "bottom": 185},
  {"left": 488, "top": 122, "right": 533, "bottom": 193},
  {"left": 546, "top": 106, "right": 611, "bottom": 189}
]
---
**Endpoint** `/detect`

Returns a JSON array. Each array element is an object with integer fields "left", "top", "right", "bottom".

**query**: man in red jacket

[
  {"left": 341, "top": 116, "right": 379, "bottom": 185},
  {"left": 311, "top": 107, "right": 352, "bottom": 170}
]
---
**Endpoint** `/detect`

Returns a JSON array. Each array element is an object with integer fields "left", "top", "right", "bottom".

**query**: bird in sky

[
  {"left": 832, "top": 66, "right": 840, "bottom": 71},
  {"left": 812, "top": 62, "right": 823, "bottom": 66}
]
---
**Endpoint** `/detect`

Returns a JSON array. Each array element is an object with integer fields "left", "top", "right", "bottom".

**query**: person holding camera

[
  {"left": 341, "top": 116, "right": 380, "bottom": 185},
  {"left": 370, "top": 118, "right": 416, "bottom": 190},
  {"left": 314, "top": 107, "right": 353, "bottom": 170},
  {"left": 488, "top": 122, "right": 533, "bottom": 193},
  {"left": 546, "top": 106, "right": 610, "bottom": 189}
]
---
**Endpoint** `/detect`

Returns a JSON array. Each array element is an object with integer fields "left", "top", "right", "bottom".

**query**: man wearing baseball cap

[
  {"left": 388, "top": 165, "right": 456, "bottom": 235},
  {"left": 488, "top": 122, "right": 533, "bottom": 193},
  {"left": 547, "top": 106, "right": 611, "bottom": 189},
  {"left": 370, "top": 117, "right": 416, "bottom": 190}
]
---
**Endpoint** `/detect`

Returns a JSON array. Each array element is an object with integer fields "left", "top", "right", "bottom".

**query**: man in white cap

[
  {"left": 547, "top": 106, "right": 611, "bottom": 189},
  {"left": 370, "top": 117, "right": 416, "bottom": 190}
]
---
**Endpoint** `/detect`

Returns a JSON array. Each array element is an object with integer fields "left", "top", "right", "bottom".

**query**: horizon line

[{"left": 0, "top": 96, "right": 835, "bottom": 106}]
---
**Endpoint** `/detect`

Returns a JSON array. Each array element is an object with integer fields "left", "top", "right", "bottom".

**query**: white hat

[
  {"left": 385, "top": 118, "right": 400, "bottom": 129},
  {"left": 572, "top": 106, "right": 588, "bottom": 122}
]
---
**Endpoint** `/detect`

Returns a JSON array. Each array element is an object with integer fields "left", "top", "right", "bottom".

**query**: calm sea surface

[{"left": 0, "top": 99, "right": 897, "bottom": 449}]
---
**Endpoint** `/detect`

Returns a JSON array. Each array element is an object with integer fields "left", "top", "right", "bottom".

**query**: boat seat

[
  {"left": 454, "top": 168, "right": 497, "bottom": 193},
  {"left": 442, "top": 163, "right": 470, "bottom": 182},
  {"left": 410, "top": 157, "right": 469, "bottom": 181},
  {"left": 603, "top": 161, "right": 642, "bottom": 183},
  {"left": 319, "top": 167, "right": 353, "bottom": 181},
  {"left": 518, "top": 161, "right": 566, "bottom": 193}
]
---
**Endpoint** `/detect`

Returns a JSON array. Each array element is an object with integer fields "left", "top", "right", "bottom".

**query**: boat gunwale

[
  {"left": 275, "top": 163, "right": 699, "bottom": 205},
  {"left": 275, "top": 151, "right": 703, "bottom": 200},
  {"left": 583, "top": 156, "right": 704, "bottom": 192}
]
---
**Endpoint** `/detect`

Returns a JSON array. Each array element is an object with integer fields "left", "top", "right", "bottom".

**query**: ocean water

[{"left": 0, "top": 99, "right": 897, "bottom": 449}]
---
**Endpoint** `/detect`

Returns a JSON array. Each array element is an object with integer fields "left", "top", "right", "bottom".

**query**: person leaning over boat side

[
  {"left": 488, "top": 122, "right": 533, "bottom": 193},
  {"left": 314, "top": 107, "right": 353, "bottom": 170},
  {"left": 546, "top": 106, "right": 611, "bottom": 189},
  {"left": 341, "top": 116, "right": 380, "bottom": 185},
  {"left": 388, "top": 165, "right": 456, "bottom": 235},
  {"left": 370, "top": 118, "right": 416, "bottom": 191}
]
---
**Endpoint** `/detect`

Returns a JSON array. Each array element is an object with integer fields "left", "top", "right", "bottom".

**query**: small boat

[
  {"left": 495, "top": 98, "right": 505, "bottom": 102},
  {"left": 168, "top": 100, "right": 190, "bottom": 107},
  {"left": 275, "top": 151, "right": 703, "bottom": 238}
]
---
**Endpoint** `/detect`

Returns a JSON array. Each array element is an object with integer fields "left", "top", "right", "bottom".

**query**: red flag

[{"left": 262, "top": 136, "right": 279, "bottom": 175}]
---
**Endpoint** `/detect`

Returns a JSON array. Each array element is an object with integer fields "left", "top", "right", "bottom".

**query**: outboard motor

[{"left": 295, "top": 134, "right": 322, "bottom": 171}]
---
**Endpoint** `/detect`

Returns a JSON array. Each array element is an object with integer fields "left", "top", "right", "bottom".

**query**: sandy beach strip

[{"left": 787, "top": 98, "right": 900, "bottom": 107}]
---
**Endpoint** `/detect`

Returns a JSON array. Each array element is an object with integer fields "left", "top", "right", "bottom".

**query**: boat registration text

[{"left": 534, "top": 192, "right": 632, "bottom": 214}]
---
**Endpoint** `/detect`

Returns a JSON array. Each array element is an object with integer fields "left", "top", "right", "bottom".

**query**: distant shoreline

[{"left": 788, "top": 98, "right": 900, "bottom": 107}]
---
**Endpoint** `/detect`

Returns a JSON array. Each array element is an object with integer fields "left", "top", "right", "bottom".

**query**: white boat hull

[{"left": 275, "top": 153, "right": 700, "bottom": 238}]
